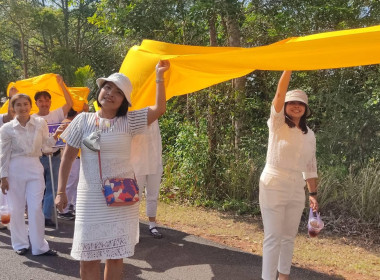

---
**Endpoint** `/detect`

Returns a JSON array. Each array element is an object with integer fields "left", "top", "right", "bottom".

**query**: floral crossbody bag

[{"left": 83, "top": 114, "right": 139, "bottom": 206}]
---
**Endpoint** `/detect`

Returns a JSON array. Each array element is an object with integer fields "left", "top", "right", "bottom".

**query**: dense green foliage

[{"left": 1, "top": 0, "right": 379, "bottom": 224}]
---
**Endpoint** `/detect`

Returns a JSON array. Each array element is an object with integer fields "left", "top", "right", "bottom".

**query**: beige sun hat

[
  {"left": 96, "top": 73, "right": 133, "bottom": 107},
  {"left": 285, "top": 89, "right": 312, "bottom": 117}
]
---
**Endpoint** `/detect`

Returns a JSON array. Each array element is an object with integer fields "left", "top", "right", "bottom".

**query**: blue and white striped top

[{"left": 61, "top": 108, "right": 149, "bottom": 149}]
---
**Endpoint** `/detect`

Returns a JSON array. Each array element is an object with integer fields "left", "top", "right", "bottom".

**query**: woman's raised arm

[
  {"left": 147, "top": 60, "right": 170, "bottom": 125},
  {"left": 273, "top": 70, "right": 292, "bottom": 113}
]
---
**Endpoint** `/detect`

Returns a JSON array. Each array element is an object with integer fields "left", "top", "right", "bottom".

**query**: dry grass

[{"left": 139, "top": 200, "right": 380, "bottom": 280}]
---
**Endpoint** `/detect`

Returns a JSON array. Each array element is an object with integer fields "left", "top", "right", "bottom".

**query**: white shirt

[
  {"left": 0, "top": 115, "right": 56, "bottom": 178},
  {"left": 0, "top": 114, "right": 4, "bottom": 127},
  {"left": 266, "top": 105, "right": 318, "bottom": 179},
  {"left": 130, "top": 120, "right": 163, "bottom": 176},
  {"left": 33, "top": 107, "right": 65, "bottom": 152},
  {"left": 33, "top": 107, "right": 65, "bottom": 125}
]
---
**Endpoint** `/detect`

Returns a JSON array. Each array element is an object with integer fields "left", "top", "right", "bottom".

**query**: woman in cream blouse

[
  {"left": 259, "top": 71, "right": 319, "bottom": 280},
  {"left": 0, "top": 94, "right": 62, "bottom": 256}
]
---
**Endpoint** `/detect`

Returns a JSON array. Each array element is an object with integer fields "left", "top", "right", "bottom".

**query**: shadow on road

[
  {"left": 0, "top": 220, "right": 345, "bottom": 280},
  {"left": 127, "top": 223, "right": 344, "bottom": 280}
]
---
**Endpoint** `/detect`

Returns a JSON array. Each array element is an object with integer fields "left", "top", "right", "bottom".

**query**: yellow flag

[
  {"left": 0, "top": 73, "right": 89, "bottom": 114},
  {"left": 119, "top": 25, "right": 380, "bottom": 110}
]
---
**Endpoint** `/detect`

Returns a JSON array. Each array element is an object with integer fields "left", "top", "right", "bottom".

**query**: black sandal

[
  {"left": 149, "top": 227, "right": 163, "bottom": 239},
  {"left": 38, "top": 249, "right": 58, "bottom": 256},
  {"left": 16, "top": 248, "right": 29, "bottom": 255}
]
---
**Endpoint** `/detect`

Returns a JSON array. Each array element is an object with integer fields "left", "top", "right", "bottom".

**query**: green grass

[{"left": 319, "top": 162, "right": 380, "bottom": 225}]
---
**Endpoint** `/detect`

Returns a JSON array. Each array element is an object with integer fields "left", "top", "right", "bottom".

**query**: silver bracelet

[{"left": 156, "top": 79, "right": 164, "bottom": 83}]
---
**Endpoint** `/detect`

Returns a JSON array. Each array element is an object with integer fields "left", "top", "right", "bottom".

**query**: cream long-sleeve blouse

[
  {"left": 0, "top": 115, "right": 56, "bottom": 178},
  {"left": 266, "top": 105, "right": 318, "bottom": 180},
  {"left": 130, "top": 119, "right": 163, "bottom": 176}
]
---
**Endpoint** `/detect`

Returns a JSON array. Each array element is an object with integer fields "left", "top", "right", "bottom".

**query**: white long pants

[
  {"left": 259, "top": 165, "right": 306, "bottom": 280},
  {"left": 136, "top": 171, "right": 162, "bottom": 218},
  {"left": 63, "top": 158, "right": 80, "bottom": 213},
  {"left": 7, "top": 157, "right": 50, "bottom": 255}
]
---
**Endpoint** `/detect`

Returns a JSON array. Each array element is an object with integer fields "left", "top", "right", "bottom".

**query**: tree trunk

[
  {"left": 20, "top": 31, "right": 28, "bottom": 78},
  {"left": 207, "top": 12, "right": 219, "bottom": 192},
  {"left": 76, "top": 1, "right": 82, "bottom": 54},
  {"left": 209, "top": 13, "right": 217, "bottom": 46},
  {"left": 12, "top": 16, "right": 29, "bottom": 78},
  {"left": 61, "top": 0, "right": 69, "bottom": 49},
  {"left": 225, "top": 12, "right": 245, "bottom": 150}
]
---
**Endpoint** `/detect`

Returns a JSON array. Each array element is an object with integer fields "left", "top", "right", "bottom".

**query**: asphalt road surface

[{"left": 0, "top": 220, "right": 344, "bottom": 280}]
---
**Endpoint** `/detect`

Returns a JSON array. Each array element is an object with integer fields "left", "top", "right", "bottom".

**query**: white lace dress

[{"left": 60, "top": 109, "right": 148, "bottom": 261}]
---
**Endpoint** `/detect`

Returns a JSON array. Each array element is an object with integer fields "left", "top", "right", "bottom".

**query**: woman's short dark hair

[
  {"left": 284, "top": 103, "right": 309, "bottom": 134},
  {"left": 34, "top": 91, "right": 51, "bottom": 101},
  {"left": 10, "top": 94, "right": 32, "bottom": 108},
  {"left": 96, "top": 82, "right": 129, "bottom": 117}
]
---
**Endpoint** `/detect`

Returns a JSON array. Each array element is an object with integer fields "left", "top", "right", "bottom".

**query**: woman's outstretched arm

[
  {"left": 273, "top": 70, "right": 292, "bottom": 113},
  {"left": 147, "top": 60, "right": 170, "bottom": 125}
]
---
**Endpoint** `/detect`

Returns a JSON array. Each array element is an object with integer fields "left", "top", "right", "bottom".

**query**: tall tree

[{"left": 0, "top": 0, "right": 38, "bottom": 78}]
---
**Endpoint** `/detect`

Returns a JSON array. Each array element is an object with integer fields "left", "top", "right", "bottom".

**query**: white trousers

[
  {"left": 7, "top": 157, "right": 50, "bottom": 255},
  {"left": 259, "top": 165, "right": 306, "bottom": 280},
  {"left": 136, "top": 171, "right": 162, "bottom": 218},
  {"left": 63, "top": 158, "right": 80, "bottom": 213}
]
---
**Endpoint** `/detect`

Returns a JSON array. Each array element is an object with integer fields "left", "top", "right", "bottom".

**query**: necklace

[{"left": 95, "top": 112, "right": 117, "bottom": 133}]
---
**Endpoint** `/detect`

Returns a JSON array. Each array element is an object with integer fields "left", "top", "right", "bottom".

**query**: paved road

[{"left": 0, "top": 220, "right": 344, "bottom": 280}]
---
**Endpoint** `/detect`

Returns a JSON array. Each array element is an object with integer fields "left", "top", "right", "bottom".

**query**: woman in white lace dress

[
  {"left": 259, "top": 71, "right": 319, "bottom": 280},
  {"left": 55, "top": 60, "right": 170, "bottom": 280}
]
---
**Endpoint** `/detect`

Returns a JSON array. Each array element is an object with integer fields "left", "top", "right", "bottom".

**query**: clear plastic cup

[
  {"left": 307, "top": 208, "right": 324, "bottom": 238},
  {"left": 0, "top": 194, "right": 11, "bottom": 225}
]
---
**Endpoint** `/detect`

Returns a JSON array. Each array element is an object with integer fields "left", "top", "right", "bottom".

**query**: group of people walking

[{"left": 0, "top": 61, "right": 319, "bottom": 280}]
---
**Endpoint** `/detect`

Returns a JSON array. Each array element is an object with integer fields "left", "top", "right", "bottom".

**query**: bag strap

[
  {"left": 97, "top": 150, "right": 103, "bottom": 181},
  {"left": 94, "top": 113, "right": 118, "bottom": 182},
  {"left": 95, "top": 115, "right": 103, "bottom": 181}
]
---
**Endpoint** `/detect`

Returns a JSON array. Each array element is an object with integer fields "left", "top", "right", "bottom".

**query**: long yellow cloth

[
  {"left": 119, "top": 25, "right": 380, "bottom": 111},
  {"left": 0, "top": 73, "right": 89, "bottom": 114}
]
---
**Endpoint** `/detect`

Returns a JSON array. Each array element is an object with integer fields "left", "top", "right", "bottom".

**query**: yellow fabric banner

[
  {"left": 119, "top": 25, "right": 380, "bottom": 111},
  {"left": 0, "top": 73, "right": 89, "bottom": 114}
]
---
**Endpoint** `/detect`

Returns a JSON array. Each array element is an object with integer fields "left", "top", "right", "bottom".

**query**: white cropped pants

[
  {"left": 7, "top": 156, "right": 50, "bottom": 255},
  {"left": 259, "top": 164, "right": 306, "bottom": 280},
  {"left": 136, "top": 171, "right": 162, "bottom": 218},
  {"left": 63, "top": 157, "right": 80, "bottom": 213}
]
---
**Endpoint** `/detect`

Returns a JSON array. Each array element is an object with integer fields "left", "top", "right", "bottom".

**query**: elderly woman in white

[
  {"left": 259, "top": 71, "right": 319, "bottom": 280},
  {"left": 0, "top": 94, "right": 62, "bottom": 256}
]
